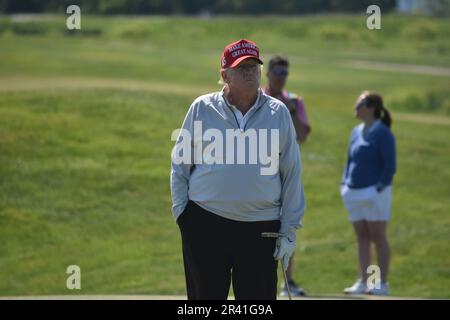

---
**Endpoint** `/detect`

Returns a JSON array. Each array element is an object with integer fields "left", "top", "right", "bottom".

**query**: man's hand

[{"left": 273, "top": 236, "right": 296, "bottom": 271}]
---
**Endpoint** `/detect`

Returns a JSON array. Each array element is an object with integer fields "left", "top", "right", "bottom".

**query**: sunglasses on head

[{"left": 271, "top": 68, "right": 289, "bottom": 77}]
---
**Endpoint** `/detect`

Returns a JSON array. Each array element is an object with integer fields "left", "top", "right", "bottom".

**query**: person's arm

[
  {"left": 290, "top": 112, "right": 306, "bottom": 144},
  {"left": 341, "top": 130, "right": 353, "bottom": 185},
  {"left": 170, "top": 102, "right": 196, "bottom": 222},
  {"left": 278, "top": 107, "right": 306, "bottom": 243},
  {"left": 341, "top": 153, "right": 350, "bottom": 186},
  {"left": 294, "top": 98, "right": 311, "bottom": 143},
  {"left": 285, "top": 99, "right": 303, "bottom": 144},
  {"left": 377, "top": 130, "right": 396, "bottom": 192}
]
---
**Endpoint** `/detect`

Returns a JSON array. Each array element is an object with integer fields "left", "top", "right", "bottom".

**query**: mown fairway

[{"left": 0, "top": 14, "right": 449, "bottom": 297}]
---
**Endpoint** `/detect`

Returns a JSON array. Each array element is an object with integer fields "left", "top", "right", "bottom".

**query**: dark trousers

[{"left": 177, "top": 200, "right": 280, "bottom": 300}]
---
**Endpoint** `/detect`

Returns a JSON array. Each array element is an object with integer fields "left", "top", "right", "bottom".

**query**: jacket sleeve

[
  {"left": 170, "top": 102, "right": 196, "bottom": 222},
  {"left": 278, "top": 106, "right": 306, "bottom": 242},
  {"left": 378, "top": 129, "right": 396, "bottom": 187},
  {"left": 341, "top": 130, "right": 354, "bottom": 185}
]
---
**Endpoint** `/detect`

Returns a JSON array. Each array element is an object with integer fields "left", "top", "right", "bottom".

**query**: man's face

[
  {"left": 267, "top": 64, "right": 289, "bottom": 93},
  {"left": 225, "top": 58, "right": 261, "bottom": 91}
]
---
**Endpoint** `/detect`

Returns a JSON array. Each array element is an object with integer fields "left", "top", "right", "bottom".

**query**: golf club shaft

[{"left": 281, "top": 262, "right": 292, "bottom": 300}]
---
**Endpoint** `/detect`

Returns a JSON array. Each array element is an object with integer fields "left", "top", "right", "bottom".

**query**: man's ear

[
  {"left": 221, "top": 69, "right": 229, "bottom": 84},
  {"left": 221, "top": 70, "right": 226, "bottom": 83}
]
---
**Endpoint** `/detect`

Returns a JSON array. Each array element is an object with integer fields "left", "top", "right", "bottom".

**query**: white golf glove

[{"left": 273, "top": 236, "right": 296, "bottom": 271}]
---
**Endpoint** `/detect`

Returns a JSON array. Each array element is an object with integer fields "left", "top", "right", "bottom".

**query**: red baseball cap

[{"left": 221, "top": 39, "right": 263, "bottom": 69}]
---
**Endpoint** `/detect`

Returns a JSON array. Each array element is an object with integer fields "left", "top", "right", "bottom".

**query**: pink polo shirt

[{"left": 263, "top": 87, "right": 311, "bottom": 137}]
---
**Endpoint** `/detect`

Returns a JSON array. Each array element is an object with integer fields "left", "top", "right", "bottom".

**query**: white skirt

[{"left": 340, "top": 184, "right": 392, "bottom": 222}]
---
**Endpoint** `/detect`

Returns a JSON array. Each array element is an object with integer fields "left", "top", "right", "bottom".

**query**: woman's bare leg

[
  {"left": 353, "top": 220, "right": 371, "bottom": 281},
  {"left": 368, "top": 221, "right": 390, "bottom": 283}
]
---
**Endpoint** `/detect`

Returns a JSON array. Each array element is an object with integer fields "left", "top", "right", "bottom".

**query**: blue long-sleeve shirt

[
  {"left": 170, "top": 88, "right": 306, "bottom": 241},
  {"left": 342, "top": 120, "right": 396, "bottom": 189}
]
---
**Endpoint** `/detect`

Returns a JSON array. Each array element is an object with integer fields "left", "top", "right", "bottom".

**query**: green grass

[{"left": 0, "top": 14, "right": 449, "bottom": 298}]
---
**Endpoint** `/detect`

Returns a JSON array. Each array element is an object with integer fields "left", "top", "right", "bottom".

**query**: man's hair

[
  {"left": 268, "top": 56, "right": 289, "bottom": 71},
  {"left": 218, "top": 68, "right": 231, "bottom": 85}
]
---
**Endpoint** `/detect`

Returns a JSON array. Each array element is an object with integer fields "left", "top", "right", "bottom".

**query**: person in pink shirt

[
  {"left": 263, "top": 55, "right": 311, "bottom": 297},
  {"left": 263, "top": 56, "right": 311, "bottom": 144}
]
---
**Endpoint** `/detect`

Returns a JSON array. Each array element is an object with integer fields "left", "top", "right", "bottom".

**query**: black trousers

[{"left": 177, "top": 200, "right": 280, "bottom": 300}]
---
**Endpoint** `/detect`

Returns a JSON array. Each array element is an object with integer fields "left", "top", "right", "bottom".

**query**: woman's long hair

[{"left": 361, "top": 91, "right": 392, "bottom": 128}]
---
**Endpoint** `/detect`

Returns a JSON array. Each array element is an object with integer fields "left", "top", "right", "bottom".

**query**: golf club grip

[{"left": 261, "top": 232, "right": 283, "bottom": 238}]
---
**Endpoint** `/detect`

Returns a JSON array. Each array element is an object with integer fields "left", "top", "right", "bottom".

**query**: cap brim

[{"left": 230, "top": 56, "right": 263, "bottom": 68}]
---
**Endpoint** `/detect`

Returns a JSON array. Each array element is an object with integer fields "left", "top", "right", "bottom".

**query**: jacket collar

[{"left": 219, "top": 87, "right": 268, "bottom": 113}]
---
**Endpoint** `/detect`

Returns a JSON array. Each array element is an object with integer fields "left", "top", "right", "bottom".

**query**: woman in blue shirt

[{"left": 341, "top": 91, "right": 396, "bottom": 296}]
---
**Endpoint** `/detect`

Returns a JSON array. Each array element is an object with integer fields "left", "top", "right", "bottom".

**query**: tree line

[{"left": 0, "top": 0, "right": 397, "bottom": 14}]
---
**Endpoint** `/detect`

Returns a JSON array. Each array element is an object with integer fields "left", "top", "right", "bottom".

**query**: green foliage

[
  {"left": 392, "top": 90, "right": 450, "bottom": 115},
  {"left": 402, "top": 20, "right": 441, "bottom": 40}
]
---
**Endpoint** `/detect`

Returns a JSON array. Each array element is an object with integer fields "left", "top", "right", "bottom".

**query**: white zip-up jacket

[{"left": 170, "top": 88, "right": 306, "bottom": 241}]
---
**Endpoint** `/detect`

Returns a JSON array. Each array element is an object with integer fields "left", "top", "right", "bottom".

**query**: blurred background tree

[
  {"left": 0, "top": 0, "right": 399, "bottom": 15},
  {"left": 2, "top": 0, "right": 447, "bottom": 16}
]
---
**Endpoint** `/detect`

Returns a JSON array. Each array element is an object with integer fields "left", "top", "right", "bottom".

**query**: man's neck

[
  {"left": 266, "top": 85, "right": 282, "bottom": 98},
  {"left": 224, "top": 86, "right": 258, "bottom": 115}
]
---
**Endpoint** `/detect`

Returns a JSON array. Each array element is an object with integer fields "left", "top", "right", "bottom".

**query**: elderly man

[{"left": 170, "top": 39, "right": 306, "bottom": 300}]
